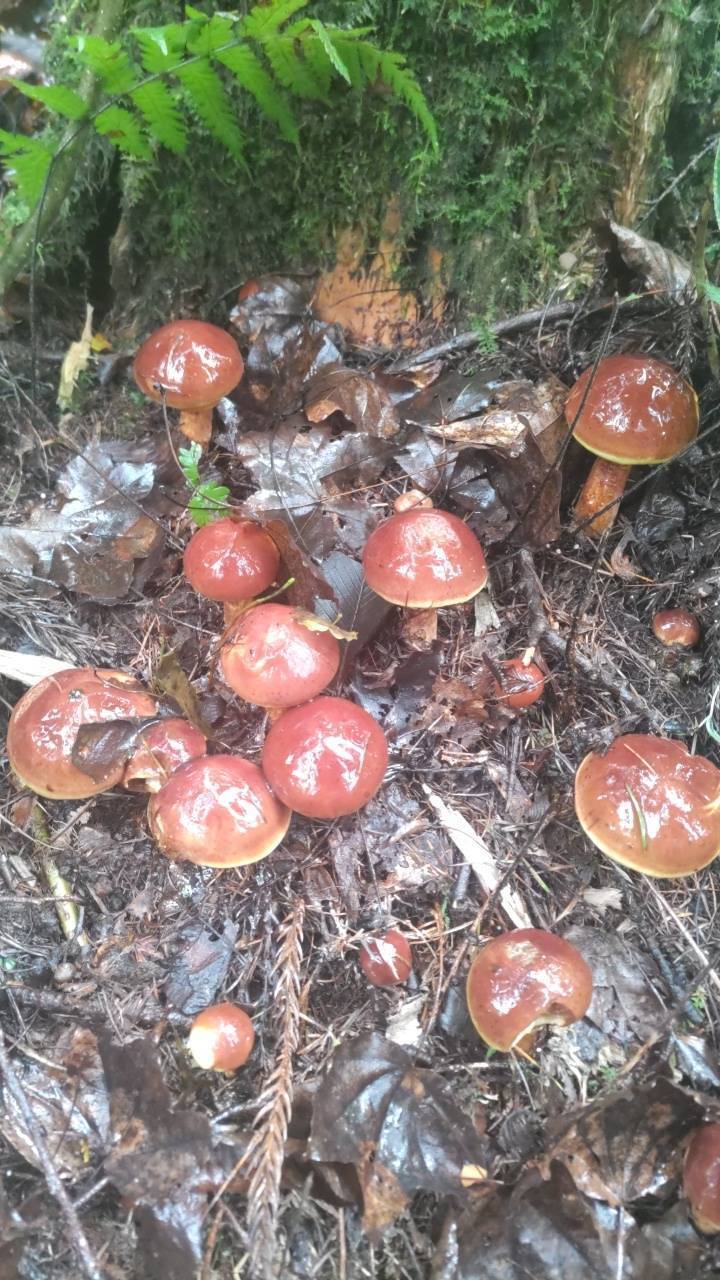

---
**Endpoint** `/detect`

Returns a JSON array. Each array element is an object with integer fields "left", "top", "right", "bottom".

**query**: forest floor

[{"left": 1, "top": 242, "right": 720, "bottom": 1280}]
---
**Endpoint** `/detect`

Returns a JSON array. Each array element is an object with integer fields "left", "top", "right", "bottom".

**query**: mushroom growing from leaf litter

[
  {"left": 466, "top": 928, "right": 592, "bottom": 1052},
  {"left": 490, "top": 658, "right": 546, "bottom": 709},
  {"left": 147, "top": 755, "right": 290, "bottom": 867},
  {"left": 188, "top": 1003, "right": 255, "bottom": 1072},
  {"left": 651, "top": 608, "right": 701, "bottom": 649},
  {"left": 261, "top": 695, "right": 388, "bottom": 819},
  {"left": 567, "top": 354, "right": 698, "bottom": 537},
  {"left": 220, "top": 603, "right": 340, "bottom": 708},
  {"left": 359, "top": 929, "right": 413, "bottom": 987},
  {"left": 684, "top": 1123, "right": 720, "bottom": 1233},
  {"left": 362, "top": 499, "right": 488, "bottom": 608},
  {"left": 7, "top": 667, "right": 157, "bottom": 799},
  {"left": 575, "top": 734, "right": 720, "bottom": 878},
  {"left": 183, "top": 517, "right": 280, "bottom": 605},
  {"left": 133, "top": 318, "right": 244, "bottom": 445},
  {"left": 122, "top": 718, "right": 207, "bottom": 792}
]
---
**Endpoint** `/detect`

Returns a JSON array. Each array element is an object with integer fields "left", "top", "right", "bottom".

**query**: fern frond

[
  {"left": 132, "top": 24, "right": 188, "bottom": 74},
  {"left": 76, "top": 35, "right": 136, "bottom": 94},
  {"left": 326, "top": 36, "right": 364, "bottom": 88},
  {"left": 357, "top": 44, "right": 438, "bottom": 148},
  {"left": 94, "top": 105, "right": 152, "bottom": 158},
  {"left": 186, "top": 13, "right": 235, "bottom": 56},
  {"left": 216, "top": 45, "right": 298, "bottom": 145},
  {"left": 263, "top": 35, "right": 329, "bottom": 100},
  {"left": 10, "top": 80, "right": 86, "bottom": 120},
  {"left": 0, "top": 129, "right": 52, "bottom": 205},
  {"left": 175, "top": 58, "right": 244, "bottom": 159},
  {"left": 243, "top": 0, "right": 308, "bottom": 40},
  {"left": 131, "top": 81, "right": 187, "bottom": 153},
  {"left": 307, "top": 21, "right": 351, "bottom": 84}
]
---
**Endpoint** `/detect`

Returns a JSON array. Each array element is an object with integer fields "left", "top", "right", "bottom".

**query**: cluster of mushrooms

[{"left": 6, "top": 318, "right": 720, "bottom": 1229}]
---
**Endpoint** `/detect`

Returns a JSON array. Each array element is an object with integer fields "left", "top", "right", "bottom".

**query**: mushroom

[
  {"left": 466, "top": 928, "right": 592, "bottom": 1052},
  {"left": 567, "top": 354, "right": 698, "bottom": 537},
  {"left": 575, "top": 734, "right": 720, "bottom": 878},
  {"left": 7, "top": 667, "right": 157, "bottom": 799},
  {"left": 261, "top": 695, "right": 388, "bottom": 819},
  {"left": 147, "top": 755, "right": 290, "bottom": 867},
  {"left": 183, "top": 517, "right": 280, "bottom": 605},
  {"left": 122, "top": 718, "right": 207, "bottom": 792},
  {"left": 220, "top": 603, "right": 340, "bottom": 709},
  {"left": 188, "top": 1002, "right": 255, "bottom": 1071},
  {"left": 490, "top": 658, "right": 546, "bottom": 709},
  {"left": 362, "top": 497, "right": 488, "bottom": 608},
  {"left": 684, "top": 1123, "right": 720, "bottom": 1233},
  {"left": 652, "top": 608, "right": 701, "bottom": 649},
  {"left": 359, "top": 929, "right": 413, "bottom": 987},
  {"left": 133, "top": 319, "right": 244, "bottom": 445}
]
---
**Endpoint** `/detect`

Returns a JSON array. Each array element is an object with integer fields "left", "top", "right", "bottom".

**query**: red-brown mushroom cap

[
  {"left": 362, "top": 508, "right": 488, "bottom": 608},
  {"left": 491, "top": 659, "right": 546, "bottom": 709},
  {"left": 6, "top": 667, "right": 157, "bottom": 799},
  {"left": 566, "top": 354, "right": 698, "bottom": 466},
  {"left": 466, "top": 929, "right": 592, "bottom": 1052},
  {"left": 147, "top": 755, "right": 290, "bottom": 867},
  {"left": 220, "top": 603, "right": 340, "bottom": 708},
  {"left": 122, "top": 718, "right": 207, "bottom": 793},
  {"left": 684, "top": 1123, "right": 720, "bottom": 1233},
  {"left": 183, "top": 518, "right": 280, "bottom": 604},
  {"left": 188, "top": 1002, "right": 255, "bottom": 1072},
  {"left": 133, "top": 319, "right": 244, "bottom": 411},
  {"left": 359, "top": 929, "right": 413, "bottom": 987},
  {"left": 575, "top": 734, "right": 720, "bottom": 878},
  {"left": 261, "top": 696, "right": 388, "bottom": 819},
  {"left": 652, "top": 608, "right": 701, "bottom": 649}
]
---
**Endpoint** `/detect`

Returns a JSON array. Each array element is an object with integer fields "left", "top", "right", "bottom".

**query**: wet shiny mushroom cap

[
  {"left": 183, "top": 518, "right": 280, "bottom": 604},
  {"left": 220, "top": 603, "right": 340, "bottom": 708},
  {"left": 651, "top": 608, "right": 701, "bottom": 649},
  {"left": 359, "top": 929, "right": 413, "bottom": 987},
  {"left": 147, "top": 755, "right": 291, "bottom": 867},
  {"left": 7, "top": 667, "right": 157, "bottom": 799},
  {"left": 684, "top": 1123, "right": 720, "bottom": 1233},
  {"left": 122, "top": 718, "right": 207, "bottom": 792},
  {"left": 363, "top": 508, "right": 488, "bottom": 608},
  {"left": 491, "top": 659, "right": 546, "bottom": 709},
  {"left": 575, "top": 734, "right": 720, "bottom": 878},
  {"left": 261, "top": 695, "right": 388, "bottom": 819},
  {"left": 133, "top": 319, "right": 244, "bottom": 410},
  {"left": 566, "top": 354, "right": 698, "bottom": 466},
  {"left": 466, "top": 928, "right": 592, "bottom": 1052},
  {"left": 188, "top": 1003, "right": 255, "bottom": 1072}
]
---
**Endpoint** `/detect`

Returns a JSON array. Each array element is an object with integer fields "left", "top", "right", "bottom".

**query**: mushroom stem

[
  {"left": 178, "top": 407, "right": 213, "bottom": 445},
  {"left": 573, "top": 457, "right": 631, "bottom": 537}
]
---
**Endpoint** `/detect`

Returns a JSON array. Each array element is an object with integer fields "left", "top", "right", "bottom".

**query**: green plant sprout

[{"left": 178, "top": 442, "right": 230, "bottom": 527}]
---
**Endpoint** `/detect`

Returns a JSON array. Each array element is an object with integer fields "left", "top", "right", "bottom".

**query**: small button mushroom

[
  {"left": 188, "top": 1002, "right": 255, "bottom": 1071},
  {"left": 466, "top": 929, "right": 592, "bottom": 1052},
  {"left": 575, "top": 734, "right": 720, "bottom": 878},
  {"left": 490, "top": 659, "right": 546, "bottom": 709},
  {"left": 651, "top": 608, "right": 701, "bottom": 649},
  {"left": 261, "top": 695, "right": 388, "bottom": 819},
  {"left": 7, "top": 667, "right": 157, "bottom": 799},
  {"left": 362, "top": 505, "right": 488, "bottom": 608},
  {"left": 147, "top": 755, "right": 291, "bottom": 867},
  {"left": 183, "top": 518, "right": 280, "bottom": 604},
  {"left": 133, "top": 319, "right": 244, "bottom": 445},
  {"left": 220, "top": 603, "right": 340, "bottom": 709},
  {"left": 567, "top": 354, "right": 698, "bottom": 536},
  {"left": 122, "top": 718, "right": 207, "bottom": 792},
  {"left": 684, "top": 1123, "right": 720, "bottom": 1233},
  {"left": 393, "top": 489, "right": 434, "bottom": 513},
  {"left": 359, "top": 929, "right": 413, "bottom": 987}
]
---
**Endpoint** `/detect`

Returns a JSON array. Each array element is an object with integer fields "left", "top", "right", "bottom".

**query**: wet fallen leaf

[
  {"left": 264, "top": 519, "right": 336, "bottom": 612},
  {"left": 71, "top": 716, "right": 161, "bottom": 786},
  {"left": 309, "top": 1032, "right": 492, "bottom": 1235},
  {"left": 57, "top": 304, "right": 94, "bottom": 410},
  {"left": 164, "top": 919, "right": 239, "bottom": 1016},
  {"left": 598, "top": 220, "right": 693, "bottom": 299},
  {"left": 304, "top": 366, "right": 400, "bottom": 438},
  {"left": 318, "top": 550, "right": 392, "bottom": 659},
  {"left": 564, "top": 926, "right": 664, "bottom": 1047},
  {"left": 671, "top": 1034, "right": 720, "bottom": 1091},
  {"left": 154, "top": 652, "right": 209, "bottom": 735}
]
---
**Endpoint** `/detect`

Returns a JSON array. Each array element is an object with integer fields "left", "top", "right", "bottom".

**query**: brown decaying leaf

[
  {"left": 304, "top": 366, "right": 400, "bottom": 438},
  {"left": 154, "top": 651, "right": 210, "bottom": 735},
  {"left": 564, "top": 926, "right": 664, "bottom": 1047},
  {"left": 598, "top": 220, "right": 693, "bottom": 299},
  {"left": 264, "top": 519, "right": 336, "bottom": 613},
  {"left": 309, "top": 1032, "right": 492, "bottom": 1236},
  {"left": 71, "top": 716, "right": 162, "bottom": 786},
  {"left": 164, "top": 919, "right": 239, "bottom": 1017},
  {"left": 317, "top": 550, "right": 392, "bottom": 661}
]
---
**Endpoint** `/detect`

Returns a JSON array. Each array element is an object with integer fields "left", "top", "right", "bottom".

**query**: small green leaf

[
  {"left": 178, "top": 442, "right": 202, "bottom": 486},
  {"left": 10, "top": 80, "right": 87, "bottom": 120},
  {"left": 188, "top": 483, "right": 231, "bottom": 525},
  {"left": 307, "top": 20, "right": 351, "bottom": 83},
  {"left": 94, "top": 105, "right": 152, "bottom": 159},
  {"left": 625, "top": 784, "right": 648, "bottom": 851}
]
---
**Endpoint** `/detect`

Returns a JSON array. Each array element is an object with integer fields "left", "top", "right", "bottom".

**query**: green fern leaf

[
  {"left": 176, "top": 58, "right": 244, "bottom": 159},
  {"left": 186, "top": 12, "right": 235, "bottom": 55},
  {"left": 358, "top": 44, "right": 437, "bottom": 149},
  {"left": 215, "top": 45, "right": 298, "bottom": 144},
  {"left": 243, "top": 0, "right": 308, "bottom": 40},
  {"left": 325, "top": 36, "right": 364, "bottom": 88},
  {"left": 75, "top": 35, "right": 136, "bottom": 94},
  {"left": 263, "top": 35, "right": 328, "bottom": 100},
  {"left": 132, "top": 24, "right": 188, "bottom": 73},
  {"left": 94, "top": 105, "right": 152, "bottom": 159},
  {"left": 10, "top": 80, "right": 86, "bottom": 120},
  {"left": 307, "top": 21, "right": 351, "bottom": 84},
  {"left": 131, "top": 81, "right": 187, "bottom": 152},
  {"left": 0, "top": 129, "right": 52, "bottom": 205}
]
